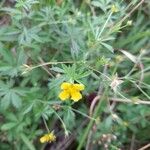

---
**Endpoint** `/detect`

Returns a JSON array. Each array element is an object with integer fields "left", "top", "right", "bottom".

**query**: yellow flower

[
  {"left": 111, "top": 5, "right": 119, "bottom": 13},
  {"left": 59, "top": 82, "right": 85, "bottom": 101},
  {"left": 40, "top": 132, "right": 56, "bottom": 143}
]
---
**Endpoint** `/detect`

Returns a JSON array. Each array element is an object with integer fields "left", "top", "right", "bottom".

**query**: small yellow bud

[{"left": 111, "top": 5, "right": 119, "bottom": 13}]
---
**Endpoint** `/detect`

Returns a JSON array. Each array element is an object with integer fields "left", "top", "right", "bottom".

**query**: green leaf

[
  {"left": 1, "top": 93, "right": 11, "bottom": 110},
  {"left": 0, "top": 26, "right": 19, "bottom": 41},
  {"left": 1, "top": 122, "right": 16, "bottom": 130},
  {"left": 49, "top": 76, "right": 65, "bottom": 89},
  {"left": 91, "top": 1, "right": 106, "bottom": 12},
  {"left": 91, "top": 1, "right": 102, "bottom": 7},
  {"left": 42, "top": 106, "right": 54, "bottom": 120},
  {"left": 116, "top": 31, "right": 150, "bottom": 47},
  {"left": 101, "top": 42, "right": 114, "bottom": 53},
  {"left": 78, "top": 71, "right": 91, "bottom": 79},
  {"left": 11, "top": 92, "right": 22, "bottom": 108},
  {"left": 50, "top": 67, "right": 64, "bottom": 73},
  {"left": 120, "top": 50, "right": 137, "bottom": 64},
  {"left": 63, "top": 109, "right": 75, "bottom": 130},
  {"left": 0, "top": 47, "right": 14, "bottom": 64},
  {"left": 17, "top": 49, "right": 27, "bottom": 66},
  {"left": 20, "top": 134, "right": 36, "bottom": 150},
  {"left": 23, "top": 103, "right": 34, "bottom": 114},
  {"left": 30, "top": 34, "right": 42, "bottom": 43},
  {"left": 103, "top": 116, "right": 113, "bottom": 130}
]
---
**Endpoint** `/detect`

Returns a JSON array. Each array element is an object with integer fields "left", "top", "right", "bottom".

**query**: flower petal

[
  {"left": 71, "top": 91, "right": 82, "bottom": 101},
  {"left": 60, "top": 82, "right": 71, "bottom": 90},
  {"left": 48, "top": 133, "right": 56, "bottom": 142},
  {"left": 40, "top": 133, "right": 56, "bottom": 143},
  {"left": 73, "top": 84, "right": 85, "bottom": 91},
  {"left": 40, "top": 137, "right": 46, "bottom": 143},
  {"left": 59, "top": 90, "right": 70, "bottom": 100}
]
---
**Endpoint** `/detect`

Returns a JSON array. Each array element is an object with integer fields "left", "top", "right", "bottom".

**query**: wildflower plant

[{"left": 0, "top": 0, "right": 150, "bottom": 150}]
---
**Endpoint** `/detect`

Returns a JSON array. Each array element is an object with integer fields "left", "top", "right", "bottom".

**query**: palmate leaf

[
  {"left": 0, "top": 81, "right": 23, "bottom": 109},
  {"left": 0, "top": 65, "right": 19, "bottom": 77},
  {"left": 15, "top": 0, "right": 39, "bottom": 11},
  {"left": 18, "top": 26, "right": 43, "bottom": 45},
  {"left": 61, "top": 64, "right": 90, "bottom": 81},
  {"left": 1, "top": 91, "right": 22, "bottom": 109},
  {"left": 0, "top": 47, "right": 27, "bottom": 77}
]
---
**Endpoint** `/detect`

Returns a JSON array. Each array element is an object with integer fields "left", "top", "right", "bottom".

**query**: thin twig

[
  {"left": 87, "top": 65, "right": 108, "bottom": 150},
  {"left": 119, "top": 0, "right": 145, "bottom": 24},
  {"left": 77, "top": 87, "right": 109, "bottom": 150},
  {"left": 55, "top": 119, "right": 89, "bottom": 150},
  {"left": 130, "top": 134, "right": 135, "bottom": 150},
  {"left": 138, "top": 60, "right": 144, "bottom": 86},
  {"left": 31, "top": 61, "right": 76, "bottom": 69},
  {"left": 86, "top": 131, "right": 92, "bottom": 150},
  {"left": 38, "top": 57, "right": 54, "bottom": 77},
  {"left": 89, "top": 65, "right": 108, "bottom": 116},
  {"left": 135, "top": 50, "right": 145, "bottom": 86},
  {"left": 109, "top": 98, "right": 150, "bottom": 105},
  {"left": 89, "top": 4, "right": 96, "bottom": 16},
  {"left": 89, "top": 95, "right": 101, "bottom": 116},
  {"left": 70, "top": 107, "right": 96, "bottom": 121},
  {"left": 138, "top": 143, "right": 150, "bottom": 150}
]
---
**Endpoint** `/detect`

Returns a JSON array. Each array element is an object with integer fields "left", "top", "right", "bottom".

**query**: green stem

[
  {"left": 96, "top": 12, "right": 112, "bottom": 39},
  {"left": 77, "top": 87, "right": 108, "bottom": 150},
  {"left": 69, "top": 107, "right": 96, "bottom": 121},
  {"left": 42, "top": 116, "right": 50, "bottom": 133},
  {"left": 53, "top": 109, "right": 69, "bottom": 136}
]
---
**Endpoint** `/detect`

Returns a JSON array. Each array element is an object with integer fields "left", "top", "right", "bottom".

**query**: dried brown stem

[
  {"left": 109, "top": 98, "right": 150, "bottom": 105},
  {"left": 89, "top": 95, "right": 101, "bottom": 116},
  {"left": 138, "top": 143, "right": 150, "bottom": 150},
  {"left": 86, "top": 65, "right": 108, "bottom": 150},
  {"left": 119, "top": 0, "right": 145, "bottom": 24},
  {"left": 130, "top": 134, "right": 135, "bottom": 150},
  {"left": 138, "top": 61, "right": 144, "bottom": 85},
  {"left": 38, "top": 57, "right": 54, "bottom": 77}
]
